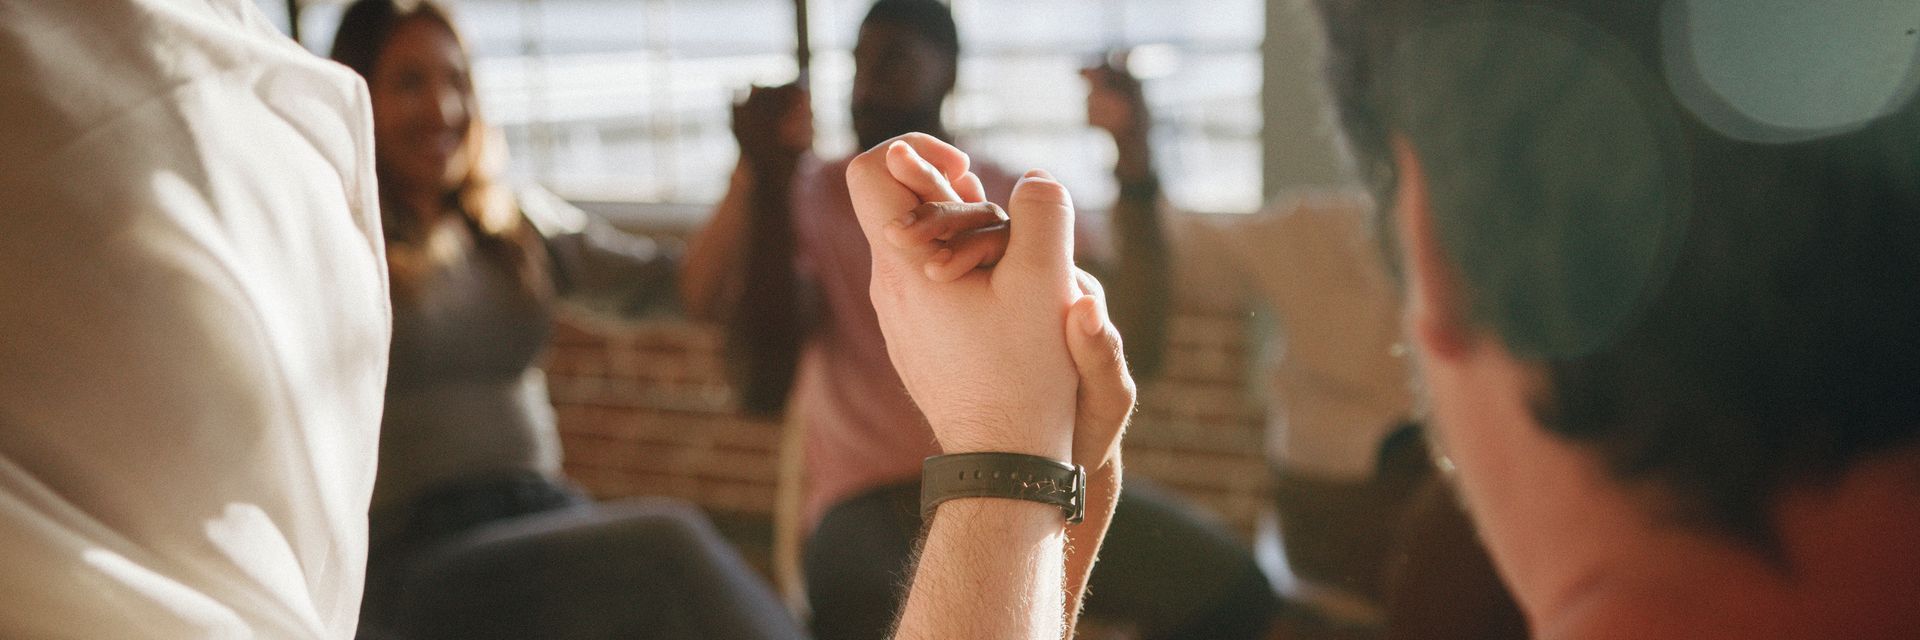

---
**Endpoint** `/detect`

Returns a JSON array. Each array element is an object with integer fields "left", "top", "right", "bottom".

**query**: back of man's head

[{"left": 1316, "top": 0, "right": 1920, "bottom": 545}]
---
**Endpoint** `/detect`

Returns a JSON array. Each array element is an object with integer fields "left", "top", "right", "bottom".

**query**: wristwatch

[{"left": 921, "top": 452, "right": 1085, "bottom": 524}]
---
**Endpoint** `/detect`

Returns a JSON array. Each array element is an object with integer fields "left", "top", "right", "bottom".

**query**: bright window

[{"left": 292, "top": 0, "right": 1264, "bottom": 213}]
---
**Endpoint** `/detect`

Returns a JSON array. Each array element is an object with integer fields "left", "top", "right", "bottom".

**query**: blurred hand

[
  {"left": 846, "top": 133, "right": 1080, "bottom": 460},
  {"left": 731, "top": 83, "right": 812, "bottom": 174},
  {"left": 1082, "top": 58, "right": 1150, "bottom": 142}
]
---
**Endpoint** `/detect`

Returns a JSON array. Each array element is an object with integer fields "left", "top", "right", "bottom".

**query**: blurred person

[
  {"left": 1211, "top": 195, "right": 1523, "bottom": 639},
  {"left": 1213, "top": 195, "right": 1422, "bottom": 620},
  {"left": 328, "top": 2, "right": 802, "bottom": 638},
  {"left": 1317, "top": 0, "right": 1920, "bottom": 635},
  {"left": 850, "top": 0, "right": 1920, "bottom": 638},
  {"left": 680, "top": 1, "right": 1278, "bottom": 637},
  {"left": 1377, "top": 476, "right": 1527, "bottom": 639},
  {"left": 0, "top": 0, "right": 389, "bottom": 637}
]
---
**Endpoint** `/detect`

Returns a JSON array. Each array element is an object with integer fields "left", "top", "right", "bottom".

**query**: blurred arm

[
  {"left": 522, "top": 187, "right": 682, "bottom": 319},
  {"left": 679, "top": 163, "right": 754, "bottom": 322},
  {"left": 725, "top": 156, "right": 811, "bottom": 416},
  {"left": 683, "top": 84, "right": 815, "bottom": 416},
  {"left": 1083, "top": 62, "right": 1173, "bottom": 379}
]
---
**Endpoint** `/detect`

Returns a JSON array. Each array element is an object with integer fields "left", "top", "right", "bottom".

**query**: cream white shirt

[
  {"left": 1209, "top": 194, "right": 1415, "bottom": 481},
  {"left": 0, "top": 1, "right": 388, "bottom": 637}
]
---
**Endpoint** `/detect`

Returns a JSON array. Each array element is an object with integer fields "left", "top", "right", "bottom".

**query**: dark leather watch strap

[{"left": 921, "top": 452, "right": 1085, "bottom": 524}]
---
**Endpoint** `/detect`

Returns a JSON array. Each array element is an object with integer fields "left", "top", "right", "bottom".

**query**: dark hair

[
  {"left": 1316, "top": 0, "right": 1920, "bottom": 549},
  {"left": 331, "top": 0, "right": 547, "bottom": 302},
  {"left": 862, "top": 0, "right": 960, "bottom": 60}
]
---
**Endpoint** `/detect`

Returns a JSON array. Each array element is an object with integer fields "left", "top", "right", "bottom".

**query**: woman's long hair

[{"left": 331, "top": 0, "right": 548, "bottom": 302}]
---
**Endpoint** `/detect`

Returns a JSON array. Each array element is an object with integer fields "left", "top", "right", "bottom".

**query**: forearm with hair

[
  {"left": 1062, "top": 458, "right": 1123, "bottom": 639},
  {"left": 893, "top": 499, "right": 1070, "bottom": 640}
]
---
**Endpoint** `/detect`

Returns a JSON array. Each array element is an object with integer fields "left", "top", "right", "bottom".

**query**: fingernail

[
  {"left": 890, "top": 140, "right": 919, "bottom": 160},
  {"left": 930, "top": 248, "right": 954, "bottom": 265},
  {"left": 1023, "top": 168, "right": 1055, "bottom": 181},
  {"left": 891, "top": 211, "right": 917, "bottom": 228}
]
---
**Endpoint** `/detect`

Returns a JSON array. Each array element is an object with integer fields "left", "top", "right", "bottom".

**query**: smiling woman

[
  {"left": 366, "top": 17, "right": 476, "bottom": 215},
  {"left": 330, "top": 0, "right": 542, "bottom": 303},
  {"left": 323, "top": 2, "right": 806, "bottom": 638}
]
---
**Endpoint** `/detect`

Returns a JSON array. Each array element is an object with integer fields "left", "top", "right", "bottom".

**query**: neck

[
  {"left": 1435, "top": 355, "right": 1920, "bottom": 639},
  {"left": 390, "top": 185, "right": 448, "bottom": 231}
]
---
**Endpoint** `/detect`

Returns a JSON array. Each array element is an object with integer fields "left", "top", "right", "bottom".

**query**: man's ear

[{"left": 1392, "top": 134, "right": 1474, "bottom": 361}]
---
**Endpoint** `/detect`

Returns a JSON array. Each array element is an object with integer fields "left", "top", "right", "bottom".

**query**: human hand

[
  {"left": 879, "top": 197, "right": 1136, "bottom": 467},
  {"left": 1083, "top": 57, "right": 1149, "bottom": 141},
  {"left": 731, "top": 83, "right": 812, "bottom": 174},
  {"left": 854, "top": 138, "right": 1135, "bottom": 640},
  {"left": 1083, "top": 57, "right": 1154, "bottom": 181},
  {"left": 1060, "top": 271, "right": 1133, "bottom": 635},
  {"left": 1064, "top": 269, "right": 1134, "bottom": 470},
  {"left": 884, "top": 201, "right": 1010, "bottom": 281},
  {"left": 846, "top": 133, "right": 1080, "bottom": 460}
]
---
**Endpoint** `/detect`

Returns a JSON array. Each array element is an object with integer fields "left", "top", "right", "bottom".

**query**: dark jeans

[
  {"left": 805, "top": 476, "right": 1279, "bottom": 640},
  {"left": 1269, "top": 424, "right": 1431, "bottom": 602},
  {"left": 1268, "top": 425, "right": 1526, "bottom": 639},
  {"left": 360, "top": 472, "right": 804, "bottom": 640},
  {"left": 1380, "top": 478, "right": 1529, "bottom": 640}
]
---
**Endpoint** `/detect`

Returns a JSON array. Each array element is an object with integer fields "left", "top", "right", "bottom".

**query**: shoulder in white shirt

[{"left": 0, "top": 1, "right": 388, "bottom": 637}]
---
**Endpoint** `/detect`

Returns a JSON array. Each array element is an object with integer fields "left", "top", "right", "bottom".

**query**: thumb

[
  {"left": 1066, "top": 290, "right": 1133, "bottom": 469},
  {"left": 997, "top": 169, "right": 1076, "bottom": 283}
]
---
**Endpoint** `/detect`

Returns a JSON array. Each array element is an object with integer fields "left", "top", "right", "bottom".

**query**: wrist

[
  {"left": 922, "top": 452, "right": 1086, "bottom": 524},
  {"left": 1113, "top": 156, "right": 1154, "bottom": 185},
  {"left": 933, "top": 413, "right": 1074, "bottom": 462},
  {"left": 1112, "top": 127, "right": 1150, "bottom": 157},
  {"left": 1115, "top": 172, "right": 1161, "bottom": 203},
  {"left": 743, "top": 152, "right": 801, "bottom": 179}
]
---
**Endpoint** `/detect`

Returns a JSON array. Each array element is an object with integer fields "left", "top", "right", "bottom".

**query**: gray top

[{"left": 373, "top": 189, "right": 678, "bottom": 512}]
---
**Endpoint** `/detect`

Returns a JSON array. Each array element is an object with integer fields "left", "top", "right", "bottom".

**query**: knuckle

[
  {"left": 1078, "top": 271, "right": 1106, "bottom": 297},
  {"left": 850, "top": 150, "right": 883, "bottom": 174}
]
